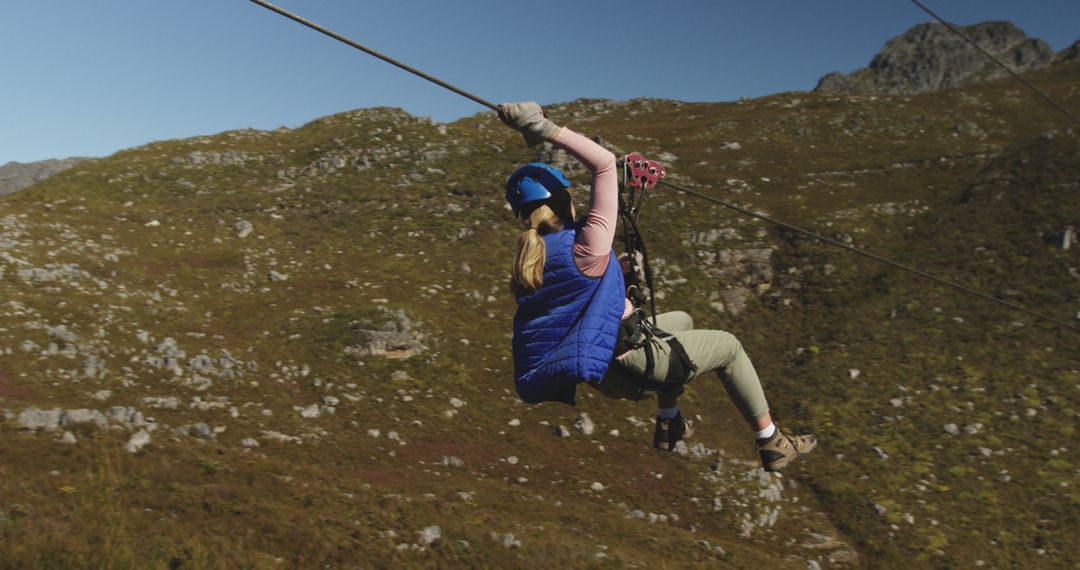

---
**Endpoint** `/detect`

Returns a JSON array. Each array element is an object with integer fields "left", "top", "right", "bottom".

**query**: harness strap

[
  {"left": 663, "top": 335, "right": 697, "bottom": 384},
  {"left": 616, "top": 314, "right": 698, "bottom": 400},
  {"left": 643, "top": 336, "right": 656, "bottom": 379}
]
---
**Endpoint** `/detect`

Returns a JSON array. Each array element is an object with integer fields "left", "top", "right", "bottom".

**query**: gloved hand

[{"left": 498, "top": 102, "right": 559, "bottom": 147}]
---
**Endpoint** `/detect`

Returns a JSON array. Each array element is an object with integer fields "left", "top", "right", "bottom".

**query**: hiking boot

[
  {"left": 653, "top": 412, "right": 695, "bottom": 452},
  {"left": 757, "top": 427, "right": 817, "bottom": 472}
]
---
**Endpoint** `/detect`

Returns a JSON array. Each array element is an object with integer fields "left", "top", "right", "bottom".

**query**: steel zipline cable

[
  {"left": 247, "top": 0, "right": 1079, "bottom": 335},
  {"left": 248, "top": 0, "right": 499, "bottom": 112},
  {"left": 909, "top": 0, "right": 1080, "bottom": 127},
  {"left": 657, "top": 179, "right": 1080, "bottom": 333}
]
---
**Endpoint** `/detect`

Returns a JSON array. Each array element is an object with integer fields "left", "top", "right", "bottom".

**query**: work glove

[{"left": 498, "top": 102, "right": 559, "bottom": 147}]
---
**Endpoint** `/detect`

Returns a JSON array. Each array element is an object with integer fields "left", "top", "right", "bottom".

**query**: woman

[{"left": 498, "top": 102, "right": 816, "bottom": 472}]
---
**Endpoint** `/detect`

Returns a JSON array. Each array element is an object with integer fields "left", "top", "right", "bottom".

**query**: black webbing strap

[
  {"left": 624, "top": 318, "right": 698, "bottom": 400},
  {"left": 617, "top": 160, "right": 659, "bottom": 325}
]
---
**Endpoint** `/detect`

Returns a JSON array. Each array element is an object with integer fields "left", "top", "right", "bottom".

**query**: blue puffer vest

[{"left": 513, "top": 225, "right": 625, "bottom": 405}]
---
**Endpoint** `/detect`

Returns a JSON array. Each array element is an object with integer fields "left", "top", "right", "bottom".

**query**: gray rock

[
  {"left": 419, "top": 149, "right": 448, "bottom": 163},
  {"left": 490, "top": 532, "right": 522, "bottom": 548},
  {"left": 268, "top": 271, "right": 288, "bottom": 282},
  {"left": 59, "top": 431, "right": 77, "bottom": 444},
  {"left": 1053, "top": 226, "right": 1076, "bottom": 250},
  {"left": 189, "top": 354, "right": 215, "bottom": 372},
  {"left": 416, "top": 525, "right": 442, "bottom": 546},
  {"left": 179, "top": 150, "right": 254, "bottom": 167},
  {"left": 441, "top": 456, "right": 464, "bottom": 467},
  {"left": 126, "top": 430, "right": 151, "bottom": 453},
  {"left": 655, "top": 151, "right": 678, "bottom": 162},
  {"left": 573, "top": 413, "right": 595, "bottom": 435},
  {"left": 536, "top": 143, "right": 579, "bottom": 173},
  {"left": 139, "top": 396, "right": 180, "bottom": 410},
  {"left": 185, "top": 423, "right": 215, "bottom": 439},
  {"left": 943, "top": 423, "right": 960, "bottom": 436},
  {"left": 241, "top": 438, "right": 260, "bottom": 448},
  {"left": 554, "top": 425, "right": 571, "bottom": 438},
  {"left": 83, "top": 356, "right": 102, "bottom": 379},
  {"left": 63, "top": 409, "right": 108, "bottom": 429},
  {"left": 343, "top": 308, "right": 427, "bottom": 359},
  {"left": 46, "top": 325, "right": 78, "bottom": 344},
  {"left": 17, "top": 407, "right": 63, "bottom": 431},
  {"left": 235, "top": 220, "right": 254, "bottom": 238},
  {"left": 105, "top": 406, "right": 140, "bottom": 425},
  {"left": 719, "top": 287, "right": 752, "bottom": 315}
]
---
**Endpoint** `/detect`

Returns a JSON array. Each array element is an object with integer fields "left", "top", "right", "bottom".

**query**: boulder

[
  {"left": 126, "top": 430, "right": 151, "bottom": 453},
  {"left": 17, "top": 407, "right": 63, "bottom": 431}
]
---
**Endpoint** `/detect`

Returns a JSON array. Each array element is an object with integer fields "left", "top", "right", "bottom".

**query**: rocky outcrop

[
  {"left": 1056, "top": 39, "right": 1080, "bottom": 63},
  {"left": 0, "top": 157, "right": 91, "bottom": 195},
  {"left": 343, "top": 308, "right": 427, "bottom": 360},
  {"left": 815, "top": 21, "right": 1055, "bottom": 95}
]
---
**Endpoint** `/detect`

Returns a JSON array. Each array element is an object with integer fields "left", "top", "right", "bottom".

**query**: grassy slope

[{"left": 0, "top": 63, "right": 1077, "bottom": 567}]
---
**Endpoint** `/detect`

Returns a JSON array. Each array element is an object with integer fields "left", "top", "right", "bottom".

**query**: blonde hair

[{"left": 510, "top": 204, "right": 565, "bottom": 296}]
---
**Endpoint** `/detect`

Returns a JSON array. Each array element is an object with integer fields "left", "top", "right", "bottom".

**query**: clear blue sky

[{"left": 2, "top": 1, "right": 1078, "bottom": 164}]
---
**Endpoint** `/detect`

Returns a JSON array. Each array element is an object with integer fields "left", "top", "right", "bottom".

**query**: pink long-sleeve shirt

[{"left": 550, "top": 127, "right": 633, "bottom": 319}]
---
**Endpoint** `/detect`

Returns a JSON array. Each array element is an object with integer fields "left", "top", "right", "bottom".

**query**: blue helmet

[{"left": 505, "top": 162, "right": 570, "bottom": 215}]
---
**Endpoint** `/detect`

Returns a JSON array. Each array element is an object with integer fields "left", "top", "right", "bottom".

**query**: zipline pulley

[{"left": 617, "top": 153, "right": 667, "bottom": 324}]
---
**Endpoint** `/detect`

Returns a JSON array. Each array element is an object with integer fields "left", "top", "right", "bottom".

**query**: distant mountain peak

[
  {"left": 0, "top": 157, "right": 93, "bottom": 195},
  {"left": 815, "top": 20, "right": 1069, "bottom": 95}
]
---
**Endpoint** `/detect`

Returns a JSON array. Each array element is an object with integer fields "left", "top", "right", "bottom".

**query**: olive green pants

[{"left": 592, "top": 311, "right": 770, "bottom": 423}]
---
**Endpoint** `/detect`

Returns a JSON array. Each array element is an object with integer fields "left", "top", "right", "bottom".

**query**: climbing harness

[
  {"left": 612, "top": 308, "right": 699, "bottom": 399},
  {"left": 612, "top": 153, "right": 698, "bottom": 397},
  {"left": 246, "top": 0, "right": 1080, "bottom": 335}
]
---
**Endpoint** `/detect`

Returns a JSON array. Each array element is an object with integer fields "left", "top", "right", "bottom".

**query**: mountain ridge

[
  {"left": 816, "top": 20, "right": 1077, "bottom": 95},
  {"left": 0, "top": 157, "right": 93, "bottom": 196}
]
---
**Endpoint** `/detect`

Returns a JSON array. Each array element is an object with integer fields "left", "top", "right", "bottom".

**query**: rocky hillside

[
  {"left": 0, "top": 58, "right": 1077, "bottom": 567},
  {"left": 0, "top": 157, "right": 93, "bottom": 196},
  {"left": 1058, "top": 39, "right": 1080, "bottom": 63},
  {"left": 815, "top": 21, "right": 1073, "bottom": 94}
]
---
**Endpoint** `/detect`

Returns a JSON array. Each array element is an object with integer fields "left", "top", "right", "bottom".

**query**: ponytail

[{"left": 510, "top": 204, "right": 564, "bottom": 296}]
